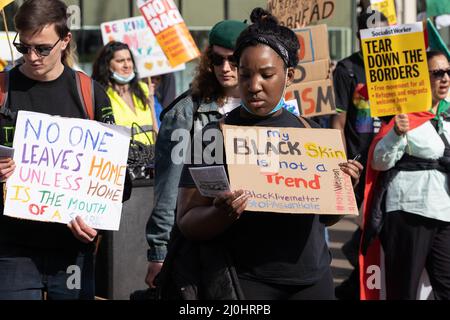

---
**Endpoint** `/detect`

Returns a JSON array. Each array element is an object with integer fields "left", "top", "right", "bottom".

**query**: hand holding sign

[
  {"left": 339, "top": 158, "right": 364, "bottom": 187},
  {"left": 0, "top": 157, "right": 15, "bottom": 182},
  {"left": 394, "top": 114, "right": 410, "bottom": 135},
  {"left": 213, "top": 190, "right": 249, "bottom": 220},
  {"left": 68, "top": 216, "right": 98, "bottom": 244}
]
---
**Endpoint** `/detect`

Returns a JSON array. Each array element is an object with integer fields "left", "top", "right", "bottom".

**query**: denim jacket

[{"left": 146, "top": 91, "right": 224, "bottom": 261}]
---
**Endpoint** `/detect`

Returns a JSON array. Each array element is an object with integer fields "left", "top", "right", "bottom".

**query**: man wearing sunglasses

[
  {"left": 145, "top": 20, "right": 247, "bottom": 289},
  {"left": 0, "top": 0, "right": 115, "bottom": 300}
]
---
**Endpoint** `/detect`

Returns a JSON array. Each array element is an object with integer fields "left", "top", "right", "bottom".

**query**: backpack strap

[
  {"left": 75, "top": 71, "right": 95, "bottom": 120},
  {"left": 0, "top": 71, "right": 9, "bottom": 114},
  {"left": 297, "top": 116, "right": 311, "bottom": 128}
]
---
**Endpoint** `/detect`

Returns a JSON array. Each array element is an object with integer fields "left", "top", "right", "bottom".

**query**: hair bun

[{"left": 250, "top": 7, "right": 278, "bottom": 25}]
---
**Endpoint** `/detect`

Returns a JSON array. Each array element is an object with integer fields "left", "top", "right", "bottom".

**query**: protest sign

[
  {"left": 0, "top": 32, "right": 22, "bottom": 61},
  {"left": 0, "top": 0, "right": 13, "bottom": 10},
  {"left": 4, "top": 111, "right": 130, "bottom": 231},
  {"left": 137, "top": 0, "right": 200, "bottom": 67},
  {"left": 370, "top": 0, "right": 397, "bottom": 26},
  {"left": 223, "top": 125, "right": 358, "bottom": 215},
  {"left": 285, "top": 24, "right": 336, "bottom": 117},
  {"left": 361, "top": 23, "right": 432, "bottom": 117},
  {"left": 267, "top": 0, "right": 335, "bottom": 28},
  {"left": 101, "top": 16, "right": 185, "bottom": 78}
]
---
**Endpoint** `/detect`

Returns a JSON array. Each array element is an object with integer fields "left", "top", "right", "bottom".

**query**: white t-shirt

[{"left": 219, "top": 97, "right": 241, "bottom": 115}]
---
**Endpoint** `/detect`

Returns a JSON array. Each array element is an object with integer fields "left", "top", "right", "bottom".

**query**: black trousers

[
  {"left": 380, "top": 210, "right": 450, "bottom": 300},
  {"left": 238, "top": 268, "right": 335, "bottom": 300}
]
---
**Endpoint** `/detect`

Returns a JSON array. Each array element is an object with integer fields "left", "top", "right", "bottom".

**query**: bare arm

[
  {"left": 176, "top": 188, "right": 248, "bottom": 241},
  {"left": 331, "top": 112, "right": 347, "bottom": 152}
]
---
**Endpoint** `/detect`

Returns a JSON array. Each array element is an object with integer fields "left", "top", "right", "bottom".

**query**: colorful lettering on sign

[
  {"left": 264, "top": 173, "right": 322, "bottom": 189},
  {"left": 304, "top": 143, "right": 345, "bottom": 159},
  {"left": 140, "top": 0, "right": 182, "bottom": 35}
]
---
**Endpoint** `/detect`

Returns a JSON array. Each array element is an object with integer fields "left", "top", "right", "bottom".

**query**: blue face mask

[
  {"left": 241, "top": 97, "right": 286, "bottom": 116},
  {"left": 241, "top": 69, "right": 289, "bottom": 116},
  {"left": 110, "top": 71, "right": 135, "bottom": 84}
]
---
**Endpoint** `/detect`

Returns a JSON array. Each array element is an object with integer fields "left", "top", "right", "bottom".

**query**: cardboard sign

[
  {"left": 267, "top": 0, "right": 335, "bottom": 28},
  {"left": 284, "top": 25, "right": 336, "bottom": 117},
  {"left": 285, "top": 79, "right": 336, "bottom": 117},
  {"left": 370, "top": 0, "right": 397, "bottom": 26},
  {"left": 294, "top": 59, "right": 329, "bottom": 83},
  {"left": 101, "top": 16, "right": 185, "bottom": 78},
  {"left": 138, "top": 0, "right": 200, "bottom": 67},
  {"left": 0, "top": 32, "right": 22, "bottom": 62},
  {"left": 296, "top": 24, "right": 330, "bottom": 62},
  {"left": 223, "top": 125, "right": 358, "bottom": 215},
  {"left": 4, "top": 111, "right": 131, "bottom": 231},
  {"left": 361, "top": 23, "right": 432, "bottom": 117}
]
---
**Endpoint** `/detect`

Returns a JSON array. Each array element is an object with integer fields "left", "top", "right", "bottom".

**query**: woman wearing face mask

[
  {"left": 175, "top": 8, "right": 363, "bottom": 300},
  {"left": 92, "top": 41, "right": 156, "bottom": 145}
]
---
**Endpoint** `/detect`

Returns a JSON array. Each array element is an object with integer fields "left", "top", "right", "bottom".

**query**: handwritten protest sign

[
  {"left": 361, "top": 23, "right": 432, "bottom": 117},
  {"left": 4, "top": 111, "right": 130, "bottom": 231},
  {"left": 267, "top": 0, "right": 335, "bottom": 28},
  {"left": 285, "top": 24, "right": 336, "bottom": 118},
  {"left": 137, "top": 0, "right": 200, "bottom": 67},
  {"left": 223, "top": 125, "right": 358, "bottom": 215},
  {"left": 370, "top": 0, "right": 397, "bottom": 26},
  {"left": 101, "top": 16, "right": 185, "bottom": 78}
]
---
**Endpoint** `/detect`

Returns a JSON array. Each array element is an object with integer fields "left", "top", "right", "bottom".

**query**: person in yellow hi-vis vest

[{"left": 92, "top": 41, "right": 156, "bottom": 146}]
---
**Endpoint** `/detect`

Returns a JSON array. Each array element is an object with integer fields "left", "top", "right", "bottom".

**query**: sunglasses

[
  {"left": 13, "top": 33, "right": 61, "bottom": 57},
  {"left": 210, "top": 52, "right": 237, "bottom": 67},
  {"left": 429, "top": 69, "right": 450, "bottom": 80}
]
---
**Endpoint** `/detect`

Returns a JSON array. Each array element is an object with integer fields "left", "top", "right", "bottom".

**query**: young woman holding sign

[{"left": 173, "top": 8, "right": 363, "bottom": 300}]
